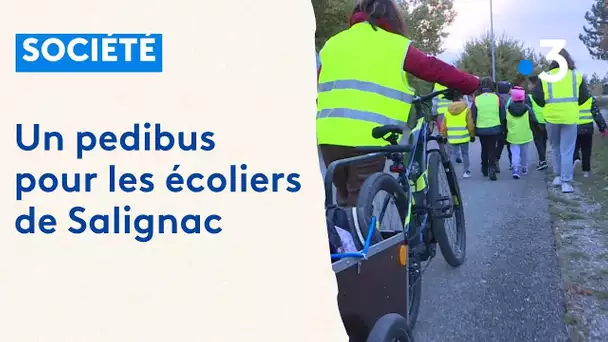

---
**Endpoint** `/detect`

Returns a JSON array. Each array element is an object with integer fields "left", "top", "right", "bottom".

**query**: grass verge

[{"left": 547, "top": 114, "right": 608, "bottom": 342}]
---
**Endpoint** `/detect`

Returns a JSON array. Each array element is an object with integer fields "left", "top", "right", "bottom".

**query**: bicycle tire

[
  {"left": 427, "top": 150, "right": 467, "bottom": 267},
  {"left": 355, "top": 172, "right": 421, "bottom": 328},
  {"left": 355, "top": 172, "right": 408, "bottom": 249},
  {"left": 366, "top": 313, "right": 414, "bottom": 342}
]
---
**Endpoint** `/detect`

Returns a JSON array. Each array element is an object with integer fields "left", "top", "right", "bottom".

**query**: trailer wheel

[{"left": 366, "top": 313, "right": 414, "bottom": 342}]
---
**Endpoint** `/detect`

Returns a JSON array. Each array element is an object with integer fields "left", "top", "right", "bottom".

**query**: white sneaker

[
  {"left": 573, "top": 159, "right": 581, "bottom": 168},
  {"left": 551, "top": 176, "right": 562, "bottom": 186},
  {"left": 561, "top": 182, "right": 574, "bottom": 193},
  {"left": 583, "top": 172, "right": 590, "bottom": 178},
  {"left": 463, "top": 171, "right": 472, "bottom": 178}
]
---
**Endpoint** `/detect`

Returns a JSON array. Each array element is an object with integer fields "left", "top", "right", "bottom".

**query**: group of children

[{"left": 440, "top": 76, "right": 607, "bottom": 180}]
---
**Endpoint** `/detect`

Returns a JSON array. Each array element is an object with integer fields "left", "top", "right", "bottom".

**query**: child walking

[
  {"left": 472, "top": 77, "right": 506, "bottom": 181},
  {"left": 505, "top": 87, "right": 539, "bottom": 179},
  {"left": 496, "top": 80, "right": 513, "bottom": 170},
  {"left": 441, "top": 93, "right": 476, "bottom": 178},
  {"left": 573, "top": 96, "right": 607, "bottom": 177},
  {"left": 527, "top": 76, "right": 548, "bottom": 170}
]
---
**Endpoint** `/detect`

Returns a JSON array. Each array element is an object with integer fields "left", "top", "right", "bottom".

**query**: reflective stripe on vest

[
  {"left": 474, "top": 93, "right": 501, "bottom": 128},
  {"left": 434, "top": 84, "right": 450, "bottom": 114},
  {"left": 445, "top": 107, "right": 469, "bottom": 144},
  {"left": 506, "top": 110, "right": 533, "bottom": 144},
  {"left": 542, "top": 70, "right": 581, "bottom": 124},
  {"left": 316, "top": 23, "right": 414, "bottom": 147},
  {"left": 578, "top": 98, "right": 593, "bottom": 124},
  {"left": 528, "top": 94, "right": 545, "bottom": 124}
]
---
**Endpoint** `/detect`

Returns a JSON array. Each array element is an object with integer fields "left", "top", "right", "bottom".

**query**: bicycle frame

[
  {"left": 327, "top": 89, "right": 454, "bottom": 263},
  {"left": 327, "top": 119, "right": 445, "bottom": 263}
]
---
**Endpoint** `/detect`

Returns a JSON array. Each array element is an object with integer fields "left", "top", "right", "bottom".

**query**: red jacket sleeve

[{"left": 404, "top": 46, "right": 479, "bottom": 95}]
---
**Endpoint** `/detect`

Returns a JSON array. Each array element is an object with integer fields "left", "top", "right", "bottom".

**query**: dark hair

[
  {"left": 514, "top": 75, "right": 526, "bottom": 87},
  {"left": 528, "top": 75, "right": 539, "bottom": 84},
  {"left": 479, "top": 77, "right": 495, "bottom": 92},
  {"left": 353, "top": 0, "right": 407, "bottom": 36},
  {"left": 549, "top": 48, "right": 576, "bottom": 70}
]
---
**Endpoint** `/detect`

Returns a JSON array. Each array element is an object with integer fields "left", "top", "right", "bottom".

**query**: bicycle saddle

[{"left": 372, "top": 125, "right": 404, "bottom": 139}]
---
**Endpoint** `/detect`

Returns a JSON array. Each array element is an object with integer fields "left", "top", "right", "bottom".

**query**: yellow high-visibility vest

[
  {"left": 577, "top": 98, "right": 593, "bottom": 125},
  {"left": 474, "top": 93, "right": 501, "bottom": 128},
  {"left": 444, "top": 106, "right": 469, "bottom": 144},
  {"left": 434, "top": 83, "right": 450, "bottom": 115},
  {"left": 541, "top": 69, "right": 582, "bottom": 125},
  {"left": 316, "top": 22, "right": 415, "bottom": 146}
]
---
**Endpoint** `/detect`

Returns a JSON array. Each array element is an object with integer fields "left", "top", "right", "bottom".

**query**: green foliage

[
  {"left": 397, "top": 0, "right": 456, "bottom": 55},
  {"left": 579, "top": 0, "right": 608, "bottom": 61},
  {"left": 588, "top": 72, "right": 603, "bottom": 85},
  {"left": 454, "top": 32, "right": 549, "bottom": 84},
  {"left": 399, "top": 0, "right": 456, "bottom": 94},
  {"left": 313, "top": 0, "right": 456, "bottom": 95},
  {"left": 312, "top": 0, "right": 351, "bottom": 50}
]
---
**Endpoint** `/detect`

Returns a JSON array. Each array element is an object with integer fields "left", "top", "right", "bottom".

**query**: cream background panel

[{"left": 0, "top": 0, "right": 347, "bottom": 341}]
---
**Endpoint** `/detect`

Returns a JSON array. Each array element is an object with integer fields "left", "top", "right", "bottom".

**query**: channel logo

[
  {"left": 15, "top": 33, "right": 163, "bottom": 73},
  {"left": 518, "top": 39, "right": 567, "bottom": 83}
]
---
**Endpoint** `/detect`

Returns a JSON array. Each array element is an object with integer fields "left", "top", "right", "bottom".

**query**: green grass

[
  {"left": 569, "top": 251, "right": 589, "bottom": 260},
  {"left": 564, "top": 314, "right": 578, "bottom": 325},
  {"left": 548, "top": 192, "right": 581, "bottom": 206},
  {"left": 593, "top": 290, "right": 608, "bottom": 300},
  {"left": 576, "top": 132, "right": 608, "bottom": 213}
]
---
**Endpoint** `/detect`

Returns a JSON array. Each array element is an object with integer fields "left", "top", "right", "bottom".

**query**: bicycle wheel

[
  {"left": 356, "top": 172, "right": 421, "bottom": 328},
  {"left": 427, "top": 150, "right": 466, "bottom": 267},
  {"left": 355, "top": 172, "right": 408, "bottom": 249}
]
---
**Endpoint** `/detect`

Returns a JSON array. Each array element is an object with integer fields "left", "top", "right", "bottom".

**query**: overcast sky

[{"left": 436, "top": 0, "right": 607, "bottom": 77}]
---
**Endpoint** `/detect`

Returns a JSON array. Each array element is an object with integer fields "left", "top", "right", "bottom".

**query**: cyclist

[
  {"left": 317, "top": 0, "right": 479, "bottom": 207},
  {"left": 530, "top": 48, "right": 591, "bottom": 193}
]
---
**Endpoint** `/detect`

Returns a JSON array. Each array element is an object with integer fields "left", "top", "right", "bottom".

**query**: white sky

[{"left": 436, "top": 0, "right": 608, "bottom": 77}]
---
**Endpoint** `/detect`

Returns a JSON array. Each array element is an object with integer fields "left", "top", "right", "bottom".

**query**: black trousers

[
  {"left": 573, "top": 133, "right": 593, "bottom": 172},
  {"left": 496, "top": 134, "right": 512, "bottom": 164},
  {"left": 479, "top": 134, "right": 501, "bottom": 171},
  {"left": 533, "top": 124, "right": 548, "bottom": 163}
]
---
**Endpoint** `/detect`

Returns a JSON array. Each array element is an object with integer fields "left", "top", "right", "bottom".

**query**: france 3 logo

[
  {"left": 15, "top": 33, "right": 162, "bottom": 73},
  {"left": 518, "top": 39, "right": 570, "bottom": 83}
]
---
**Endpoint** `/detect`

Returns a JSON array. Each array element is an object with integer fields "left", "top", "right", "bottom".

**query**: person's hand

[
  {"left": 470, "top": 136, "right": 476, "bottom": 143},
  {"left": 443, "top": 88, "right": 462, "bottom": 101},
  {"left": 601, "top": 130, "right": 606, "bottom": 137}
]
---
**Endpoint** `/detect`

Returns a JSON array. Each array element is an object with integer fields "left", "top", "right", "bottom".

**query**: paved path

[
  {"left": 413, "top": 140, "right": 568, "bottom": 341},
  {"left": 320, "top": 138, "right": 568, "bottom": 341}
]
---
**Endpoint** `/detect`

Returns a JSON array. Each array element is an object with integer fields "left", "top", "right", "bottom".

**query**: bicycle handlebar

[{"left": 412, "top": 88, "right": 459, "bottom": 104}]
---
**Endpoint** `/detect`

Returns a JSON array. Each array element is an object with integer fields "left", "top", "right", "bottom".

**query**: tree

[
  {"left": 579, "top": 0, "right": 608, "bottom": 61},
  {"left": 589, "top": 72, "right": 602, "bottom": 85},
  {"left": 398, "top": 0, "right": 456, "bottom": 94},
  {"left": 454, "top": 32, "right": 549, "bottom": 84},
  {"left": 313, "top": 0, "right": 457, "bottom": 94},
  {"left": 313, "top": 0, "right": 351, "bottom": 50},
  {"left": 397, "top": 0, "right": 456, "bottom": 55}
]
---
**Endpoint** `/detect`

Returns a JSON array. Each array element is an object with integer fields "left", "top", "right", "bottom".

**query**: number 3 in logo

[{"left": 538, "top": 39, "right": 568, "bottom": 83}]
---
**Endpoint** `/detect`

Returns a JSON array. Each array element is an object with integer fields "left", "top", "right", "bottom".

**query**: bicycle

[{"left": 336, "top": 88, "right": 467, "bottom": 331}]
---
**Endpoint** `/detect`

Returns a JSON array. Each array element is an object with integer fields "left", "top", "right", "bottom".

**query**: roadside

[{"left": 547, "top": 108, "right": 608, "bottom": 341}]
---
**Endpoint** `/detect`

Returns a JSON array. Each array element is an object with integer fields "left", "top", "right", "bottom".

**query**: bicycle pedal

[{"left": 431, "top": 202, "right": 454, "bottom": 218}]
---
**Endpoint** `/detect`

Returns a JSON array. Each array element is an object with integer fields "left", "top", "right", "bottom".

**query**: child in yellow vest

[
  {"left": 440, "top": 93, "right": 476, "bottom": 178},
  {"left": 505, "top": 87, "right": 539, "bottom": 179}
]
